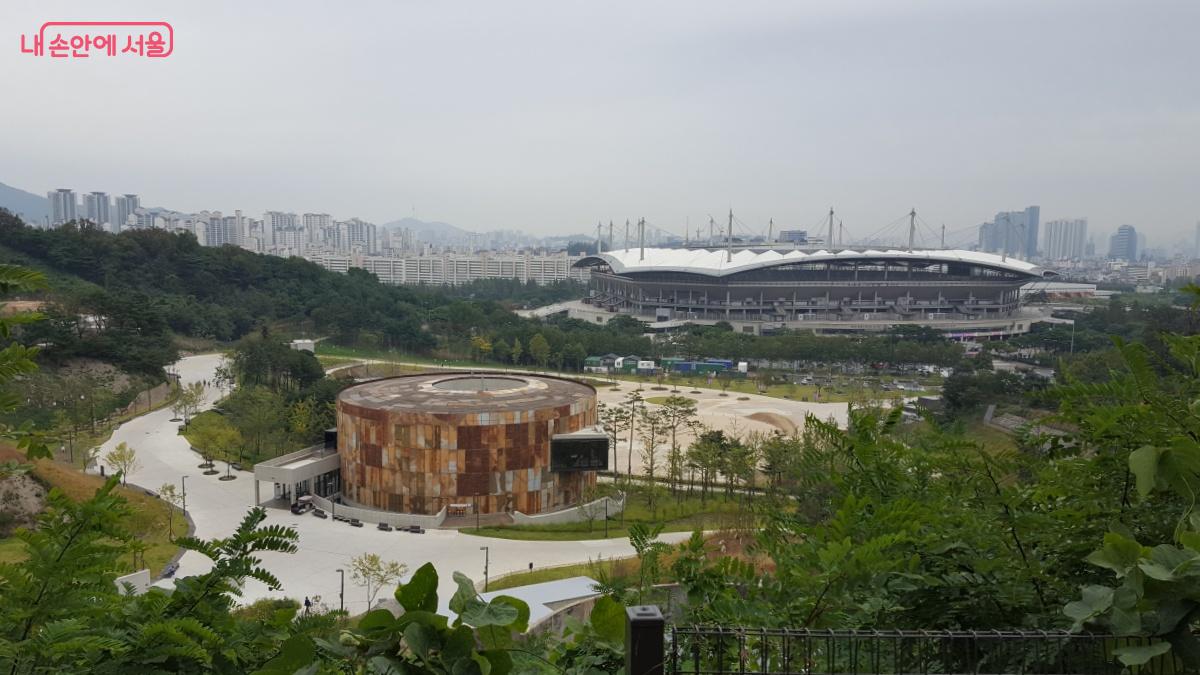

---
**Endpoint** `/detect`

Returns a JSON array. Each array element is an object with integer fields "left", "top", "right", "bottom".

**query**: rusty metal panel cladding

[
  {"left": 337, "top": 372, "right": 597, "bottom": 515},
  {"left": 363, "top": 444, "right": 383, "bottom": 467}
]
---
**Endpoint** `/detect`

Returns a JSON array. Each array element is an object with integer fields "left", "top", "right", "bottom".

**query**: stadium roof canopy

[{"left": 575, "top": 247, "right": 1055, "bottom": 279}]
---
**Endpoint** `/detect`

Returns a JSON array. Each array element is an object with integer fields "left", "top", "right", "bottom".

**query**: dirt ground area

[{"left": 596, "top": 383, "right": 848, "bottom": 477}]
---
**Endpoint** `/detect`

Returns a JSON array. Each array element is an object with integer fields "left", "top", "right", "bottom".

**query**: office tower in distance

[{"left": 1109, "top": 224, "right": 1138, "bottom": 261}]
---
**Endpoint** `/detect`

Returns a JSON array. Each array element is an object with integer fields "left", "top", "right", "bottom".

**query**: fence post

[{"left": 626, "top": 605, "right": 665, "bottom": 675}]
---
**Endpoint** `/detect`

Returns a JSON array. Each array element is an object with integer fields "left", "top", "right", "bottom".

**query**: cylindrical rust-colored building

[{"left": 336, "top": 373, "right": 597, "bottom": 515}]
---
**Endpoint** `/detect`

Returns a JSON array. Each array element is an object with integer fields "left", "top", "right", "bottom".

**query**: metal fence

[{"left": 624, "top": 607, "right": 1182, "bottom": 675}]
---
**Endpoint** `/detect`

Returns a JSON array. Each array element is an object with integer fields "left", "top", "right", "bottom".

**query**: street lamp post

[
  {"left": 337, "top": 568, "right": 345, "bottom": 613},
  {"left": 480, "top": 546, "right": 490, "bottom": 592},
  {"left": 181, "top": 475, "right": 189, "bottom": 515}
]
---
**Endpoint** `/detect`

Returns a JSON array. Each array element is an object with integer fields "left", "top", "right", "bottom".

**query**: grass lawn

[
  {"left": 462, "top": 485, "right": 749, "bottom": 541},
  {"left": 0, "top": 446, "right": 183, "bottom": 576},
  {"left": 487, "top": 557, "right": 638, "bottom": 591},
  {"left": 316, "top": 354, "right": 362, "bottom": 369}
]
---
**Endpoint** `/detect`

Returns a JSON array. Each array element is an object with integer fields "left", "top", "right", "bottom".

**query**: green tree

[
  {"left": 656, "top": 395, "right": 698, "bottom": 497},
  {"left": 349, "top": 553, "right": 407, "bottom": 610},
  {"left": 492, "top": 338, "right": 510, "bottom": 364},
  {"left": 510, "top": 337, "right": 523, "bottom": 365},
  {"left": 639, "top": 407, "right": 665, "bottom": 515},
  {"left": 104, "top": 441, "right": 140, "bottom": 485},
  {"left": 158, "top": 482, "right": 183, "bottom": 541},
  {"left": 529, "top": 333, "right": 551, "bottom": 370}
]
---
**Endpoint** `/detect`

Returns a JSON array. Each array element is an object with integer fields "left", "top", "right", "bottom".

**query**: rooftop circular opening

[{"left": 431, "top": 376, "right": 528, "bottom": 392}]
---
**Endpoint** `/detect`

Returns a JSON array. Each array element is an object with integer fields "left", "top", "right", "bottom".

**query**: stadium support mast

[
  {"left": 908, "top": 209, "right": 917, "bottom": 252},
  {"left": 625, "top": 219, "right": 630, "bottom": 250},
  {"left": 609, "top": 220, "right": 613, "bottom": 250},
  {"left": 726, "top": 209, "right": 733, "bottom": 262},
  {"left": 828, "top": 208, "right": 835, "bottom": 249},
  {"left": 839, "top": 220, "right": 844, "bottom": 246},
  {"left": 767, "top": 218, "right": 773, "bottom": 244},
  {"left": 709, "top": 217, "right": 715, "bottom": 244},
  {"left": 941, "top": 223, "right": 945, "bottom": 249},
  {"left": 638, "top": 217, "right": 645, "bottom": 261},
  {"left": 596, "top": 221, "right": 603, "bottom": 253}
]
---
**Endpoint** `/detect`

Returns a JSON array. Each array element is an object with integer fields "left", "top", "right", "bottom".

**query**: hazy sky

[{"left": 2, "top": 1, "right": 1197, "bottom": 245}]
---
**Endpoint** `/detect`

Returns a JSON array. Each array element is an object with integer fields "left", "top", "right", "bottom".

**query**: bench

[
  {"left": 377, "top": 522, "right": 392, "bottom": 531},
  {"left": 312, "top": 509, "right": 327, "bottom": 519},
  {"left": 350, "top": 518, "right": 363, "bottom": 527}
]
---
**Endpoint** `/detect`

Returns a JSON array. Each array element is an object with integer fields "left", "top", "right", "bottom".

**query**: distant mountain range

[
  {"left": 382, "top": 217, "right": 476, "bottom": 244},
  {"left": 0, "top": 182, "right": 48, "bottom": 223}
]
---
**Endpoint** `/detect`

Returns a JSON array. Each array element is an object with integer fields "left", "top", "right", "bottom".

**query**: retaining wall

[
  {"left": 309, "top": 494, "right": 447, "bottom": 529},
  {"left": 512, "top": 494, "right": 624, "bottom": 525}
]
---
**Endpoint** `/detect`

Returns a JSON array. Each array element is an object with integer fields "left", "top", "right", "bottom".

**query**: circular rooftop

[{"left": 338, "top": 372, "right": 596, "bottom": 414}]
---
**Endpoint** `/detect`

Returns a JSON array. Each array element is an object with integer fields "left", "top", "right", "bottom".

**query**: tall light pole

[
  {"left": 337, "top": 568, "right": 345, "bottom": 613},
  {"left": 480, "top": 546, "right": 490, "bottom": 592},
  {"left": 180, "top": 475, "right": 189, "bottom": 515}
]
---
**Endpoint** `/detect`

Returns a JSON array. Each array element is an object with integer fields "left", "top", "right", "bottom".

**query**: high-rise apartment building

[
  {"left": 977, "top": 206, "right": 1040, "bottom": 259},
  {"left": 337, "top": 218, "right": 378, "bottom": 254},
  {"left": 262, "top": 211, "right": 298, "bottom": 248},
  {"left": 1042, "top": 218, "right": 1088, "bottom": 260},
  {"left": 1109, "top": 224, "right": 1138, "bottom": 261},
  {"left": 83, "top": 191, "right": 111, "bottom": 227},
  {"left": 47, "top": 188, "right": 77, "bottom": 226},
  {"left": 114, "top": 194, "right": 140, "bottom": 231}
]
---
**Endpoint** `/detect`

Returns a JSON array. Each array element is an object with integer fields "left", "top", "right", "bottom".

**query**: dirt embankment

[
  {"left": 746, "top": 411, "right": 797, "bottom": 435},
  {"left": 0, "top": 446, "right": 47, "bottom": 536}
]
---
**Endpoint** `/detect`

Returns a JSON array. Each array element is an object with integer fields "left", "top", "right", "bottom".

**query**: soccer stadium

[{"left": 572, "top": 247, "right": 1058, "bottom": 340}]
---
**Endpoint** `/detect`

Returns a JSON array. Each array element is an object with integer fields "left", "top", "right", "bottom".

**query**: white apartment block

[
  {"left": 83, "top": 191, "right": 111, "bottom": 226},
  {"left": 1043, "top": 218, "right": 1088, "bottom": 260},
  {"left": 47, "top": 188, "right": 77, "bottom": 226},
  {"left": 305, "top": 251, "right": 589, "bottom": 286},
  {"left": 114, "top": 194, "right": 140, "bottom": 231}
]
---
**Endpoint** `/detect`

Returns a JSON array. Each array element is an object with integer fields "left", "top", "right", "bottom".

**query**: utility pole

[
  {"left": 828, "top": 208, "right": 835, "bottom": 249},
  {"left": 480, "top": 546, "right": 490, "bottom": 592},
  {"left": 337, "top": 568, "right": 345, "bottom": 613},
  {"left": 908, "top": 208, "right": 916, "bottom": 252}
]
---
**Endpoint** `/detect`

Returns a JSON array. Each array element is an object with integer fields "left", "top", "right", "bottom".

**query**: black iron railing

[{"left": 624, "top": 606, "right": 1182, "bottom": 675}]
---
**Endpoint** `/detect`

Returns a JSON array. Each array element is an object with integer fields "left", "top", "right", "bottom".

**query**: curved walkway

[{"left": 97, "top": 354, "right": 691, "bottom": 615}]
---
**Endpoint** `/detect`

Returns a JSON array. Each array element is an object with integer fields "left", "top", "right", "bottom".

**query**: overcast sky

[{"left": 2, "top": 0, "right": 1197, "bottom": 245}]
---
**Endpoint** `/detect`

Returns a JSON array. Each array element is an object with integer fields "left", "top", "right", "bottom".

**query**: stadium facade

[{"left": 572, "top": 247, "right": 1057, "bottom": 340}]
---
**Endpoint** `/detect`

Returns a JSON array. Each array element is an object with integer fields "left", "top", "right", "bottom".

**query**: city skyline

[
  {"left": 7, "top": 178, "right": 1176, "bottom": 256},
  {"left": 2, "top": 1, "right": 1198, "bottom": 240}
]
